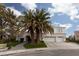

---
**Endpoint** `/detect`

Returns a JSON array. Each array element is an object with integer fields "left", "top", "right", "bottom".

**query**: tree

[
  {"left": 0, "top": 4, "right": 6, "bottom": 43},
  {"left": 34, "top": 9, "right": 54, "bottom": 43},
  {"left": 22, "top": 9, "right": 54, "bottom": 44},
  {"left": 0, "top": 4, "right": 54, "bottom": 44},
  {"left": 0, "top": 4, "right": 17, "bottom": 43},
  {"left": 5, "top": 8, "right": 16, "bottom": 41},
  {"left": 23, "top": 10, "right": 35, "bottom": 44}
]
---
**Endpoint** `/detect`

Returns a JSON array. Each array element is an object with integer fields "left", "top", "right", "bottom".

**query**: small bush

[{"left": 24, "top": 41, "right": 47, "bottom": 49}]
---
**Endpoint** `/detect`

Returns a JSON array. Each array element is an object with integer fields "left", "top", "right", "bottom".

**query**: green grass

[{"left": 24, "top": 41, "right": 47, "bottom": 49}]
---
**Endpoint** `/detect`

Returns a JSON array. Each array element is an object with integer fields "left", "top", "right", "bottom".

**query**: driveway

[{"left": 43, "top": 38, "right": 79, "bottom": 49}]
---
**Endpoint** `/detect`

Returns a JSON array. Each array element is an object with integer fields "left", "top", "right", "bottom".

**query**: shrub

[{"left": 24, "top": 41, "right": 47, "bottom": 49}]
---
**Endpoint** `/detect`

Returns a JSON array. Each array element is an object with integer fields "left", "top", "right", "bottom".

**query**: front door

[
  {"left": 20, "top": 38, "right": 24, "bottom": 42},
  {"left": 26, "top": 36, "right": 31, "bottom": 44}
]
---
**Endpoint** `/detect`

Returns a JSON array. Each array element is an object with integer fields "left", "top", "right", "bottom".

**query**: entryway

[{"left": 20, "top": 38, "right": 24, "bottom": 42}]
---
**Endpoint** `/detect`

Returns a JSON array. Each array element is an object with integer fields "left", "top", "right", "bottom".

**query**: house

[
  {"left": 16, "top": 30, "right": 30, "bottom": 42},
  {"left": 43, "top": 25, "right": 66, "bottom": 43},
  {"left": 16, "top": 25, "right": 66, "bottom": 43},
  {"left": 74, "top": 31, "right": 79, "bottom": 41}
]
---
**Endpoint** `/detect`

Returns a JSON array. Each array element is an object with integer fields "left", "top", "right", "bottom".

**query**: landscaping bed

[{"left": 24, "top": 41, "right": 47, "bottom": 49}]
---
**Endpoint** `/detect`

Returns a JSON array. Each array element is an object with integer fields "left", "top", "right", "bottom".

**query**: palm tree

[
  {"left": 22, "top": 9, "right": 54, "bottom": 44},
  {"left": 23, "top": 10, "right": 35, "bottom": 44},
  {"left": 34, "top": 9, "right": 54, "bottom": 43}
]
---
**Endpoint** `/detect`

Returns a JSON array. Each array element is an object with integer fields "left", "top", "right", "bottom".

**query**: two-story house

[{"left": 43, "top": 25, "right": 66, "bottom": 43}]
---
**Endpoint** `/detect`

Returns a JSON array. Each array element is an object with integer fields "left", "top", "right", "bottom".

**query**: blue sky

[{"left": 4, "top": 3, "right": 79, "bottom": 37}]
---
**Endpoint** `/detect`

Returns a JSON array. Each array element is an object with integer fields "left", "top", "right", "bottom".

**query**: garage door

[
  {"left": 44, "top": 36, "right": 56, "bottom": 42},
  {"left": 44, "top": 36, "right": 64, "bottom": 43},
  {"left": 56, "top": 37, "right": 64, "bottom": 42}
]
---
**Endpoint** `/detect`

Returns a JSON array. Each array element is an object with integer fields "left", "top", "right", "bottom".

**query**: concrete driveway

[{"left": 43, "top": 39, "right": 79, "bottom": 49}]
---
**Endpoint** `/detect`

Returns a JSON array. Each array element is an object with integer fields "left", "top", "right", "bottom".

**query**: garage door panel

[
  {"left": 56, "top": 37, "right": 64, "bottom": 42},
  {"left": 44, "top": 36, "right": 56, "bottom": 42}
]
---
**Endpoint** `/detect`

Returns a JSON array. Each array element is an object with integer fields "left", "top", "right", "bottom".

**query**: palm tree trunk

[
  {"left": 30, "top": 30, "right": 35, "bottom": 44},
  {"left": 35, "top": 27, "right": 40, "bottom": 43},
  {"left": 29, "top": 26, "right": 35, "bottom": 44},
  {"left": 40, "top": 30, "right": 43, "bottom": 41}
]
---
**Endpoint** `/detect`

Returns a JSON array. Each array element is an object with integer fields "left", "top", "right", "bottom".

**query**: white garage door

[
  {"left": 44, "top": 36, "right": 64, "bottom": 43},
  {"left": 44, "top": 36, "right": 56, "bottom": 42},
  {"left": 56, "top": 37, "right": 64, "bottom": 42}
]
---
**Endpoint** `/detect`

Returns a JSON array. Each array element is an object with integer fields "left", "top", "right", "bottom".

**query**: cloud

[
  {"left": 54, "top": 22, "right": 72, "bottom": 30},
  {"left": 48, "top": 3, "right": 79, "bottom": 20},
  {"left": 76, "top": 25, "right": 79, "bottom": 30},
  {"left": 21, "top": 3, "right": 37, "bottom": 10},
  {"left": 48, "top": 8, "right": 55, "bottom": 17},
  {"left": 6, "top": 7, "right": 22, "bottom": 17}
]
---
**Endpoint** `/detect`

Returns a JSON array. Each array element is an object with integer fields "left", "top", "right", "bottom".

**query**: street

[{"left": 3, "top": 49, "right": 79, "bottom": 56}]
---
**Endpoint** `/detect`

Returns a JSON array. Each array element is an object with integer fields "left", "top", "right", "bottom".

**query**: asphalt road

[{"left": 4, "top": 49, "right": 79, "bottom": 56}]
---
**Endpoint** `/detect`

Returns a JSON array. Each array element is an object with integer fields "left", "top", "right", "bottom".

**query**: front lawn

[{"left": 24, "top": 41, "right": 47, "bottom": 49}]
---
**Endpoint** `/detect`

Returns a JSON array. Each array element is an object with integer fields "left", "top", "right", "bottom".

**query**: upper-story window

[{"left": 54, "top": 27, "right": 64, "bottom": 33}]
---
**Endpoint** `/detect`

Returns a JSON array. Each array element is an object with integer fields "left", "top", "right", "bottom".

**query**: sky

[{"left": 4, "top": 3, "right": 79, "bottom": 37}]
